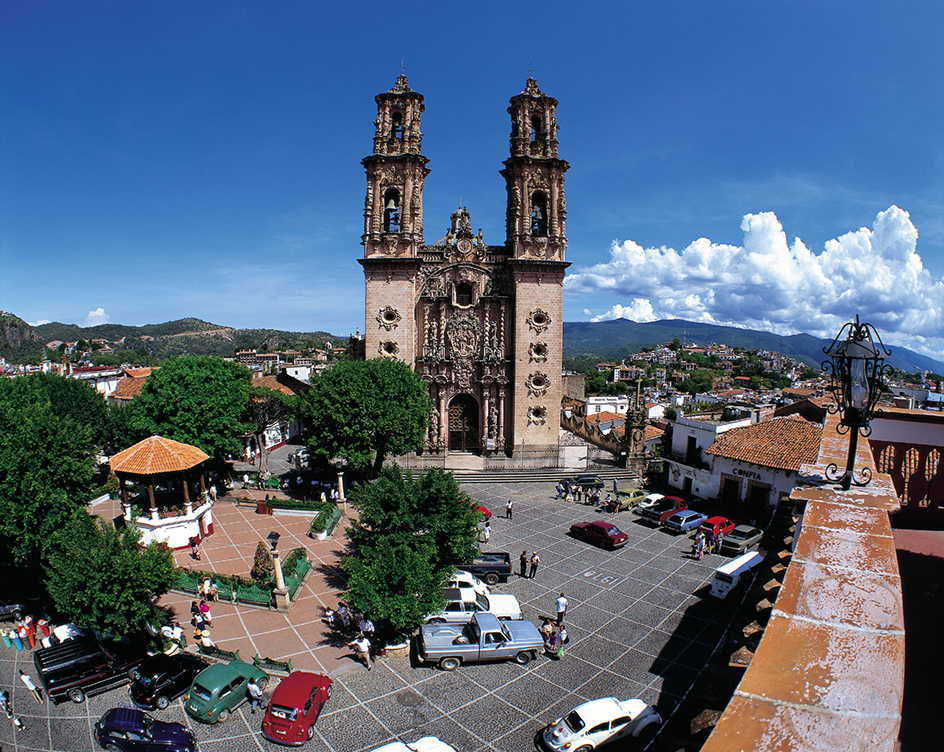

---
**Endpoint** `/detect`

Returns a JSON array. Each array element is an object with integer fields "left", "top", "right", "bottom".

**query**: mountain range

[
  {"left": 2, "top": 313, "right": 941, "bottom": 375},
  {"left": 562, "top": 318, "right": 944, "bottom": 375}
]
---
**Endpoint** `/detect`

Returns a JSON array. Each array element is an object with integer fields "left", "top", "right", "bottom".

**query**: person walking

[
  {"left": 199, "top": 599, "right": 212, "bottom": 628},
  {"left": 350, "top": 635, "right": 372, "bottom": 670},
  {"left": 359, "top": 616, "right": 375, "bottom": 642},
  {"left": 505, "top": 499, "right": 513, "bottom": 519},
  {"left": 482, "top": 520, "right": 491, "bottom": 543},
  {"left": 696, "top": 534, "right": 705, "bottom": 561},
  {"left": 189, "top": 537, "right": 201, "bottom": 561},
  {"left": 247, "top": 678, "right": 264, "bottom": 714},
  {"left": 529, "top": 551, "right": 541, "bottom": 579},
  {"left": 555, "top": 593, "right": 568, "bottom": 626},
  {"left": 519, "top": 550, "right": 528, "bottom": 578},
  {"left": 337, "top": 602, "right": 351, "bottom": 631},
  {"left": 613, "top": 478, "right": 619, "bottom": 495}
]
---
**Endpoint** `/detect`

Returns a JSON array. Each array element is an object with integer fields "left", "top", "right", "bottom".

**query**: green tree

[
  {"left": 343, "top": 465, "right": 479, "bottom": 637},
  {"left": 299, "top": 359, "right": 431, "bottom": 474},
  {"left": 46, "top": 514, "right": 175, "bottom": 637},
  {"left": 247, "top": 386, "right": 295, "bottom": 477},
  {"left": 0, "top": 376, "right": 103, "bottom": 567},
  {"left": 132, "top": 356, "right": 252, "bottom": 460}
]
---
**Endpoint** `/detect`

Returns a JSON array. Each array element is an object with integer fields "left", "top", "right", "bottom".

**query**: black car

[
  {"left": 0, "top": 595, "right": 32, "bottom": 621},
  {"left": 95, "top": 707, "right": 197, "bottom": 752},
  {"left": 567, "top": 474, "right": 605, "bottom": 490},
  {"left": 130, "top": 652, "right": 209, "bottom": 710}
]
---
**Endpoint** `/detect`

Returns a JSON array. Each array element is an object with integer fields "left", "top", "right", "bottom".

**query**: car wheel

[
  {"left": 257, "top": 677, "right": 268, "bottom": 691},
  {"left": 12, "top": 609, "right": 23, "bottom": 622},
  {"left": 217, "top": 708, "right": 229, "bottom": 722},
  {"left": 575, "top": 746, "right": 594, "bottom": 752},
  {"left": 429, "top": 618, "right": 446, "bottom": 623},
  {"left": 68, "top": 688, "right": 85, "bottom": 703},
  {"left": 307, "top": 724, "right": 315, "bottom": 740},
  {"left": 514, "top": 651, "right": 532, "bottom": 665},
  {"left": 484, "top": 573, "right": 499, "bottom": 586},
  {"left": 439, "top": 656, "right": 461, "bottom": 671},
  {"left": 155, "top": 695, "right": 170, "bottom": 710},
  {"left": 106, "top": 745, "right": 122, "bottom": 752}
]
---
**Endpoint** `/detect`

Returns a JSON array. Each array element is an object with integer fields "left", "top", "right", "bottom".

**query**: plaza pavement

[{"left": 0, "top": 472, "right": 741, "bottom": 752}]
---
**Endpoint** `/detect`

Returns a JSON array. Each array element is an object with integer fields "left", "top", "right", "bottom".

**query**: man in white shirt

[{"left": 556, "top": 593, "right": 568, "bottom": 626}]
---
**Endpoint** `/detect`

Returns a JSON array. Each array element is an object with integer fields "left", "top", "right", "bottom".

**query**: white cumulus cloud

[
  {"left": 566, "top": 206, "right": 944, "bottom": 360},
  {"left": 84, "top": 308, "right": 110, "bottom": 327}
]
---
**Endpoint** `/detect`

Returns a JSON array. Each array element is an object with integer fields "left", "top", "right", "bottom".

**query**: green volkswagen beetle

[{"left": 185, "top": 659, "right": 268, "bottom": 723}]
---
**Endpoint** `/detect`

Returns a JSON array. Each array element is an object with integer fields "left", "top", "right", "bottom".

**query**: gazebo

[{"left": 109, "top": 435, "right": 215, "bottom": 549}]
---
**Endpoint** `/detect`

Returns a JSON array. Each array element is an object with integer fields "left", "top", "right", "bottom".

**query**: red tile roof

[
  {"left": 110, "top": 435, "right": 209, "bottom": 476},
  {"left": 705, "top": 417, "right": 822, "bottom": 472},
  {"left": 111, "top": 367, "right": 153, "bottom": 402}
]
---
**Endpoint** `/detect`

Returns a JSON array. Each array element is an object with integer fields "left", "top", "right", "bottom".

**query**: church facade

[{"left": 359, "top": 76, "right": 569, "bottom": 465}]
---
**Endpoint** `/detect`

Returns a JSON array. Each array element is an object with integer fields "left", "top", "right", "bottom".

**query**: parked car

[
  {"left": 261, "top": 670, "right": 332, "bottom": 745},
  {"left": 185, "top": 660, "right": 268, "bottom": 724},
  {"left": 94, "top": 707, "right": 197, "bottom": 752},
  {"left": 417, "top": 613, "right": 544, "bottom": 671},
  {"left": 615, "top": 488, "right": 648, "bottom": 510},
  {"left": 571, "top": 474, "right": 606, "bottom": 489},
  {"left": 637, "top": 496, "right": 688, "bottom": 524},
  {"left": 369, "top": 738, "right": 458, "bottom": 752},
  {"left": 0, "top": 595, "right": 33, "bottom": 622},
  {"left": 635, "top": 493, "right": 664, "bottom": 511},
  {"left": 444, "top": 570, "right": 490, "bottom": 596},
  {"left": 664, "top": 510, "right": 709, "bottom": 534},
  {"left": 542, "top": 697, "right": 662, "bottom": 751},
  {"left": 451, "top": 552, "right": 513, "bottom": 585},
  {"left": 34, "top": 634, "right": 149, "bottom": 704},
  {"left": 425, "top": 588, "right": 521, "bottom": 623},
  {"left": 569, "top": 520, "right": 629, "bottom": 549},
  {"left": 698, "top": 516, "right": 736, "bottom": 539},
  {"left": 720, "top": 525, "right": 763, "bottom": 555},
  {"left": 130, "top": 652, "right": 209, "bottom": 710}
]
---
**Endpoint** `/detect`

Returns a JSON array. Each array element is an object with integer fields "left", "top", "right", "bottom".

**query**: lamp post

[{"left": 822, "top": 316, "right": 891, "bottom": 490}]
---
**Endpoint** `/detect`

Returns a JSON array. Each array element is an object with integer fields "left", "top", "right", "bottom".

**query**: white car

[
  {"left": 425, "top": 587, "right": 521, "bottom": 623},
  {"left": 444, "top": 570, "right": 490, "bottom": 596},
  {"left": 635, "top": 493, "right": 665, "bottom": 512},
  {"left": 543, "top": 697, "right": 661, "bottom": 751},
  {"left": 370, "top": 737, "right": 457, "bottom": 752}
]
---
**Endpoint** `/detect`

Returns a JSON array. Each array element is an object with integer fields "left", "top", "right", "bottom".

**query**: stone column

[
  {"left": 337, "top": 471, "right": 346, "bottom": 502},
  {"left": 271, "top": 549, "right": 291, "bottom": 612}
]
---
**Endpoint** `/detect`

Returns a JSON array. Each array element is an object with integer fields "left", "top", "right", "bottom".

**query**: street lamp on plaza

[{"left": 822, "top": 315, "right": 891, "bottom": 490}]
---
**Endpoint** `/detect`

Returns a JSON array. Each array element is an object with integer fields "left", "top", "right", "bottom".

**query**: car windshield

[
  {"left": 564, "top": 711, "right": 586, "bottom": 732},
  {"left": 606, "top": 526, "right": 620, "bottom": 536},
  {"left": 475, "top": 592, "right": 490, "bottom": 610},
  {"left": 191, "top": 684, "right": 212, "bottom": 702},
  {"left": 729, "top": 530, "right": 748, "bottom": 541},
  {"left": 269, "top": 705, "right": 298, "bottom": 721}
]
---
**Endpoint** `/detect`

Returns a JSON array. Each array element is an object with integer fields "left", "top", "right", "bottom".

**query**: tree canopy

[
  {"left": 247, "top": 386, "right": 295, "bottom": 476},
  {"left": 299, "top": 358, "right": 431, "bottom": 473},
  {"left": 132, "top": 356, "right": 252, "bottom": 460},
  {"left": 343, "top": 465, "right": 480, "bottom": 638},
  {"left": 0, "top": 375, "right": 103, "bottom": 567},
  {"left": 46, "top": 513, "right": 175, "bottom": 637}
]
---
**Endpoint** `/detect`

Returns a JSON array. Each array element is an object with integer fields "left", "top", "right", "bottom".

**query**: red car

[
  {"left": 637, "top": 496, "right": 688, "bottom": 524},
  {"left": 570, "top": 520, "right": 630, "bottom": 549},
  {"left": 698, "top": 516, "right": 736, "bottom": 539},
  {"left": 261, "top": 671, "right": 332, "bottom": 746}
]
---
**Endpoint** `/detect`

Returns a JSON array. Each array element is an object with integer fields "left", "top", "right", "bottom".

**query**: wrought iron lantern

[{"left": 822, "top": 316, "right": 891, "bottom": 489}]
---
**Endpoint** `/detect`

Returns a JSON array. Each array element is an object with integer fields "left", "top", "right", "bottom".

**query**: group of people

[
  {"left": 555, "top": 480, "right": 622, "bottom": 512},
  {"left": 190, "top": 593, "right": 215, "bottom": 648},
  {"left": 323, "top": 602, "right": 377, "bottom": 671},
  {"left": 539, "top": 618, "right": 569, "bottom": 659},
  {"left": 690, "top": 529, "right": 725, "bottom": 560}
]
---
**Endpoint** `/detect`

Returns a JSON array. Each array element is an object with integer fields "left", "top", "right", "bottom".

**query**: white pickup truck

[{"left": 425, "top": 588, "right": 521, "bottom": 624}]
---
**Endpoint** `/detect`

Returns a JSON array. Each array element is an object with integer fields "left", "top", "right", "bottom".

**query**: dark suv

[
  {"left": 130, "top": 653, "right": 208, "bottom": 710},
  {"left": 95, "top": 707, "right": 197, "bottom": 752},
  {"left": 34, "top": 634, "right": 148, "bottom": 704}
]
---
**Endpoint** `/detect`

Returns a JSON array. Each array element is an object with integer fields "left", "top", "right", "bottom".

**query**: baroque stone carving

[
  {"left": 527, "top": 308, "right": 552, "bottom": 335},
  {"left": 526, "top": 371, "right": 549, "bottom": 398},
  {"left": 376, "top": 306, "right": 401, "bottom": 330},
  {"left": 446, "top": 311, "right": 479, "bottom": 358},
  {"left": 527, "top": 406, "right": 548, "bottom": 426},
  {"left": 378, "top": 340, "right": 399, "bottom": 357},
  {"left": 529, "top": 342, "right": 548, "bottom": 363}
]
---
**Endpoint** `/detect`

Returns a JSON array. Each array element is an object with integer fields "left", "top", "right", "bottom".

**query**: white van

[{"left": 709, "top": 551, "right": 764, "bottom": 599}]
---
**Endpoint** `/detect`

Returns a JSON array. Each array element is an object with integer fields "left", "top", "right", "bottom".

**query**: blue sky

[{"left": 2, "top": 1, "right": 942, "bottom": 359}]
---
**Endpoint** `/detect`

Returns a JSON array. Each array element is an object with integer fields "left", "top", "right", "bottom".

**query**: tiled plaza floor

[{"left": 0, "top": 470, "right": 753, "bottom": 752}]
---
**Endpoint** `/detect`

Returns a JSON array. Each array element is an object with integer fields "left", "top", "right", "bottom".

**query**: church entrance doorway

[{"left": 449, "top": 395, "right": 480, "bottom": 453}]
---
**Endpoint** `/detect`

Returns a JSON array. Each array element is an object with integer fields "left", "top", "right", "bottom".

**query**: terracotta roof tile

[
  {"left": 705, "top": 417, "right": 822, "bottom": 472},
  {"left": 110, "top": 435, "right": 209, "bottom": 476}
]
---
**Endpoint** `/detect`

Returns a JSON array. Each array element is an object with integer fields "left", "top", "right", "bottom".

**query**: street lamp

[{"left": 822, "top": 316, "right": 891, "bottom": 489}]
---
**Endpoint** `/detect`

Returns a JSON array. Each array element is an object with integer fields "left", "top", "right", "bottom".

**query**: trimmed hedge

[{"left": 310, "top": 504, "right": 343, "bottom": 536}]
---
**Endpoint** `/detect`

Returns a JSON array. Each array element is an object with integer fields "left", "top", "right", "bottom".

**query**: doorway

[{"left": 449, "top": 395, "right": 480, "bottom": 453}]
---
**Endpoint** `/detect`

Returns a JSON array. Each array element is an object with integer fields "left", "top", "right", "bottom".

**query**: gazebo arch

[{"left": 109, "top": 436, "right": 214, "bottom": 549}]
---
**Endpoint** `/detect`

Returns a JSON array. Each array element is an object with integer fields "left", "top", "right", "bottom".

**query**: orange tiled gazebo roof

[{"left": 109, "top": 435, "right": 209, "bottom": 477}]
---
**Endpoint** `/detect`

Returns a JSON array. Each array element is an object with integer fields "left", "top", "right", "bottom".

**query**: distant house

[
  {"left": 109, "top": 367, "right": 154, "bottom": 406},
  {"left": 70, "top": 365, "right": 123, "bottom": 397}
]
